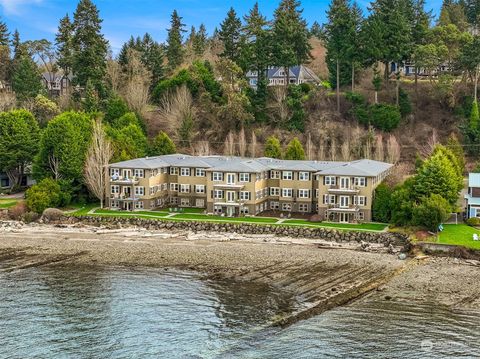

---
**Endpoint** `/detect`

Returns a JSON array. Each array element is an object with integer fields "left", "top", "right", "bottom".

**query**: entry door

[
  {"left": 227, "top": 206, "right": 235, "bottom": 217},
  {"left": 123, "top": 169, "right": 131, "bottom": 179},
  {"left": 340, "top": 177, "right": 350, "bottom": 189},
  {"left": 339, "top": 213, "right": 349, "bottom": 223},
  {"left": 227, "top": 191, "right": 235, "bottom": 202},
  {"left": 227, "top": 173, "right": 235, "bottom": 185},
  {"left": 340, "top": 196, "right": 349, "bottom": 208},
  {"left": 124, "top": 187, "right": 131, "bottom": 198}
]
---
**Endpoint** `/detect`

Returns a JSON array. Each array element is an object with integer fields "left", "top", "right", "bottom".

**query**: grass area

[
  {"left": 283, "top": 219, "right": 387, "bottom": 231},
  {"left": 172, "top": 213, "right": 278, "bottom": 223},
  {"left": 95, "top": 209, "right": 170, "bottom": 218},
  {"left": 70, "top": 203, "right": 99, "bottom": 216},
  {"left": 0, "top": 199, "right": 18, "bottom": 209},
  {"left": 435, "top": 224, "right": 480, "bottom": 250}
]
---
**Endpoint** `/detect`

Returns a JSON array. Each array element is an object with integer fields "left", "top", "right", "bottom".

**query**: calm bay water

[{"left": 1, "top": 265, "right": 479, "bottom": 358}]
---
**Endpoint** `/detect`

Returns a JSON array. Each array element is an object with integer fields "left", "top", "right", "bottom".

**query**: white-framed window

[
  {"left": 162, "top": 183, "right": 168, "bottom": 191},
  {"left": 111, "top": 185, "right": 120, "bottom": 194},
  {"left": 180, "top": 168, "right": 190, "bottom": 176},
  {"left": 170, "top": 183, "right": 179, "bottom": 192},
  {"left": 270, "top": 201, "right": 280, "bottom": 210},
  {"left": 298, "top": 189, "right": 310, "bottom": 198},
  {"left": 150, "top": 187, "right": 156, "bottom": 195},
  {"left": 110, "top": 168, "right": 120, "bottom": 177},
  {"left": 196, "top": 199, "right": 205, "bottom": 208},
  {"left": 270, "top": 187, "right": 280, "bottom": 196},
  {"left": 323, "top": 194, "right": 328, "bottom": 204},
  {"left": 330, "top": 195, "right": 336, "bottom": 204},
  {"left": 195, "top": 185, "right": 205, "bottom": 194},
  {"left": 196, "top": 168, "right": 205, "bottom": 177},
  {"left": 170, "top": 197, "right": 178, "bottom": 204},
  {"left": 299, "top": 172, "right": 310, "bottom": 181},
  {"left": 354, "top": 196, "right": 366, "bottom": 206},
  {"left": 323, "top": 194, "right": 336, "bottom": 204},
  {"left": 134, "top": 169, "right": 144, "bottom": 178},
  {"left": 282, "top": 203, "right": 292, "bottom": 211},
  {"left": 111, "top": 200, "right": 119, "bottom": 208},
  {"left": 282, "top": 188, "right": 293, "bottom": 198},
  {"left": 170, "top": 167, "right": 178, "bottom": 175},
  {"left": 214, "top": 205, "right": 222, "bottom": 214},
  {"left": 135, "top": 201, "right": 144, "bottom": 209},
  {"left": 358, "top": 212, "right": 365, "bottom": 221},
  {"left": 299, "top": 203, "right": 309, "bottom": 212},
  {"left": 239, "top": 191, "right": 250, "bottom": 201},
  {"left": 282, "top": 171, "right": 293, "bottom": 180},
  {"left": 181, "top": 198, "right": 190, "bottom": 207},
  {"left": 180, "top": 184, "right": 190, "bottom": 193},
  {"left": 270, "top": 170, "right": 280, "bottom": 179},
  {"left": 325, "top": 176, "right": 336, "bottom": 186},
  {"left": 239, "top": 173, "right": 250, "bottom": 182},
  {"left": 214, "top": 190, "right": 224, "bottom": 199},
  {"left": 135, "top": 186, "right": 145, "bottom": 196},
  {"left": 240, "top": 207, "right": 249, "bottom": 214},
  {"left": 354, "top": 177, "right": 367, "bottom": 187},
  {"left": 213, "top": 172, "right": 223, "bottom": 181}
]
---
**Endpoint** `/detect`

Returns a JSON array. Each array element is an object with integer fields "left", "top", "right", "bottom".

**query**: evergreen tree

[
  {"left": 187, "top": 26, "right": 197, "bottom": 45},
  {"left": 55, "top": 14, "right": 74, "bottom": 76},
  {"left": 83, "top": 79, "right": 99, "bottom": 112},
  {"left": 310, "top": 21, "right": 324, "bottom": 39},
  {"left": 0, "top": 17, "right": 10, "bottom": 82},
  {"left": 71, "top": 0, "right": 108, "bottom": 89},
  {"left": 219, "top": 7, "right": 243, "bottom": 62},
  {"left": 464, "top": 0, "right": 480, "bottom": 30},
  {"left": 272, "top": 0, "right": 312, "bottom": 85},
  {"left": 193, "top": 24, "right": 208, "bottom": 56},
  {"left": 150, "top": 131, "right": 176, "bottom": 155},
  {"left": 166, "top": 10, "right": 186, "bottom": 71},
  {"left": 11, "top": 55, "right": 43, "bottom": 102},
  {"left": 447, "top": 133, "right": 465, "bottom": 173},
  {"left": 284, "top": 137, "right": 306, "bottom": 160},
  {"left": 264, "top": 136, "right": 282, "bottom": 158},
  {"left": 0, "top": 17, "right": 8, "bottom": 46},
  {"left": 141, "top": 33, "right": 165, "bottom": 88},
  {"left": 438, "top": 0, "right": 469, "bottom": 31},
  {"left": 470, "top": 100, "right": 479, "bottom": 130}
]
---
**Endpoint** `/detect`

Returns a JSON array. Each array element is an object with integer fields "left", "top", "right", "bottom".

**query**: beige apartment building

[{"left": 107, "top": 154, "right": 392, "bottom": 223}]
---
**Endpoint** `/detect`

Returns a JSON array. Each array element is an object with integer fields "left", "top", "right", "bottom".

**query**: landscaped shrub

[
  {"left": 370, "top": 104, "right": 401, "bottom": 132},
  {"left": 413, "top": 194, "right": 451, "bottom": 232},
  {"left": 26, "top": 178, "right": 62, "bottom": 214},
  {"left": 466, "top": 217, "right": 480, "bottom": 227},
  {"left": 398, "top": 88, "right": 412, "bottom": 118},
  {"left": 8, "top": 201, "right": 27, "bottom": 220},
  {"left": 372, "top": 183, "right": 392, "bottom": 223}
]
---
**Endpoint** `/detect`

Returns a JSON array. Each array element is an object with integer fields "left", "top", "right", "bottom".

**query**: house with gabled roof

[{"left": 246, "top": 65, "right": 320, "bottom": 89}]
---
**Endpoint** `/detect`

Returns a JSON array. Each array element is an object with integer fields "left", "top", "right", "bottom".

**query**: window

[
  {"left": 214, "top": 190, "right": 224, "bottom": 199},
  {"left": 299, "top": 172, "right": 310, "bottom": 181},
  {"left": 240, "top": 207, "right": 249, "bottom": 214},
  {"left": 282, "top": 203, "right": 292, "bottom": 211},
  {"left": 196, "top": 168, "right": 205, "bottom": 177},
  {"left": 299, "top": 203, "right": 309, "bottom": 212},
  {"left": 324, "top": 194, "right": 336, "bottom": 204},
  {"left": 170, "top": 167, "right": 178, "bottom": 175},
  {"left": 180, "top": 168, "right": 190, "bottom": 176},
  {"left": 239, "top": 173, "right": 250, "bottom": 182},
  {"left": 298, "top": 189, "right": 310, "bottom": 198},
  {"left": 150, "top": 187, "right": 156, "bottom": 195},
  {"left": 213, "top": 172, "right": 223, "bottom": 181},
  {"left": 170, "top": 183, "right": 179, "bottom": 192},
  {"left": 214, "top": 206, "right": 222, "bottom": 214},
  {"left": 180, "top": 184, "right": 190, "bottom": 193},
  {"left": 195, "top": 185, "right": 205, "bottom": 194},
  {"left": 135, "top": 186, "right": 145, "bottom": 196},
  {"left": 239, "top": 191, "right": 250, "bottom": 201},
  {"left": 354, "top": 177, "right": 367, "bottom": 187},
  {"left": 181, "top": 198, "right": 190, "bottom": 207},
  {"left": 323, "top": 194, "right": 328, "bottom": 204},
  {"left": 329, "top": 195, "right": 336, "bottom": 204},
  {"left": 282, "top": 171, "right": 293, "bottom": 180},
  {"left": 110, "top": 168, "right": 120, "bottom": 177},
  {"left": 282, "top": 188, "right": 293, "bottom": 198},
  {"left": 270, "top": 171, "right": 280, "bottom": 179},
  {"left": 270, "top": 187, "right": 280, "bottom": 196},
  {"left": 270, "top": 201, "right": 280, "bottom": 210},
  {"left": 355, "top": 196, "right": 366, "bottom": 206},
  {"left": 134, "top": 169, "right": 144, "bottom": 178},
  {"left": 135, "top": 201, "right": 144, "bottom": 209},
  {"left": 111, "top": 200, "right": 119, "bottom": 208},
  {"left": 111, "top": 185, "right": 120, "bottom": 194},
  {"left": 196, "top": 199, "right": 205, "bottom": 208},
  {"left": 358, "top": 212, "right": 365, "bottom": 221},
  {"left": 170, "top": 197, "right": 178, "bottom": 205},
  {"left": 325, "top": 176, "right": 336, "bottom": 186}
]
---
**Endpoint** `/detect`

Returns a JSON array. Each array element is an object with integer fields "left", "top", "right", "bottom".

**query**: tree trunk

[
  {"left": 396, "top": 73, "right": 400, "bottom": 106},
  {"left": 374, "top": 90, "right": 378, "bottom": 104},
  {"left": 336, "top": 59, "right": 340, "bottom": 113},
  {"left": 475, "top": 65, "right": 479, "bottom": 103},
  {"left": 285, "top": 66, "right": 289, "bottom": 89},
  {"left": 414, "top": 66, "right": 418, "bottom": 98},
  {"left": 351, "top": 63, "right": 355, "bottom": 92},
  {"left": 5, "top": 167, "right": 21, "bottom": 190},
  {"left": 384, "top": 61, "right": 390, "bottom": 83}
]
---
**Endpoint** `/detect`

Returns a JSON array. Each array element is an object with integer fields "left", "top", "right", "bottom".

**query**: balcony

[
  {"left": 327, "top": 185, "right": 360, "bottom": 194},
  {"left": 111, "top": 194, "right": 139, "bottom": 201},
  {"left": 327, "top": 204, "right": 360, "bottom": 212},
  {"left": 213, "top": 183, "right": 245, "bottom": 190},
  {"left": 110, "top": 176, "right": 139, "bottom": 185}
]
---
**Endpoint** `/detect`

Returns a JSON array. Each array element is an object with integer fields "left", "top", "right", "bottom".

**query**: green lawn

[
  {"left": 70, "top": 203, "right": 100, "bottom": 216},
  {"left": 95, "top": 209, "right": 170, "bottom": 218},
  {"left": 436, "top": 224, "right": 480, "bottom": 250},
  {"left": 0, "top": 199, "right": 18, "bottom": 209},
  {"left": 171, "top": 213, "right": 278, "bottom": 223},
  {"left": 282, "top": 219, "right": 387, "bottom": 231}
]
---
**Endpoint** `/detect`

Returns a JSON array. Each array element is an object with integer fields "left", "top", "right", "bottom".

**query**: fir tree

[
  {"left": 55, "top": 14, "right": 74, "bottom": 76},
  {"left": 310, "top": 21, "right": 324, "bottom": 39},
  {"left": 272, "top": 0, "right": 312, "bottom": 85},
  {"left": 264, "top": 136, "right": 282, "bottom": 158},
  {"left": 71, "top": 0, "right": 108, "bottom": 89},
  {"left": 284, "top": 137, "right": 306, "bottom": 160},
  {"left": 0, "top": 17, "right": 10, "bottom": 82},
  {"left": 141, "top": 33, "right": 165, "bottom": 88},
  {"left": 166, "top": 10, "right": 186, "bottom": 71},
  {"left": 193, "top": 24, "right": 208, "bottom": 56},
  {"left": 12, "top": 55, "right": 43, "bottom": 102},
  {"left": 219, "top": 7, "right": 243, "bottom": 62}
]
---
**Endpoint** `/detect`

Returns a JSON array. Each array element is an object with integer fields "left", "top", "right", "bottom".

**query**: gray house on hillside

[{"left": 246, "top": 65, "right": 320, "bottom": 89}]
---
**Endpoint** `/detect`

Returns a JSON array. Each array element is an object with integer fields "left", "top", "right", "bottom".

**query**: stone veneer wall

[{"left": 61, "top": 215, "right": 409, "bottom": 247}]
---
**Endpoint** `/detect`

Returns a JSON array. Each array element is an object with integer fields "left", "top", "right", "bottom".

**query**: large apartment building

[{"left": 107, "top": 154, "right": 392, "bottom": 223}]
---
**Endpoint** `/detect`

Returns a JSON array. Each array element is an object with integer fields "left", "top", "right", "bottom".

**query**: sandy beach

[{"left": 1, "top": 221, "right": 480, "bottom": 320}]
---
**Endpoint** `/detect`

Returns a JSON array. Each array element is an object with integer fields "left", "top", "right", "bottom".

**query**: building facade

[
  {"left": 107, "top": 155, "right": 392, "bottom": 223},
  {"left": 465, "top": 173, "right": 480, "bottom": 219},
  {"left": 246, "top": 65, "right": 320, "bottom": 89}
]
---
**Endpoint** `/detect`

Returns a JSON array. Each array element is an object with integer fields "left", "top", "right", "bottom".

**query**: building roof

[
  {"left": 110, "top": 154, "right": 393, "bottom": 177},
  {"left": 246, "top": 65, "right": 320, "bottom": 83},
  {"left": 468, "top": 173, "right": 480, "bottom": 188}
]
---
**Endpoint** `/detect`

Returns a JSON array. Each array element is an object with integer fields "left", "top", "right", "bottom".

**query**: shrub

[
  {"left": 26, "top": 178, "right": 62, "bottom": 214},
  {"left": 466, "top": 217, "right": 480, "bottom": 227},
  {"left": 398, "top": 88, "right": 412, "bottom": 118},
  {"left": 372, "top": 183, "right": 392, "bottom": 223},
  {"left": 284, "top": 137, "right": 306, "bottom": 160},
  {"left": 23, "top": 212, "right": 40, "bottom": 223},
  {"left": 264, "top": 136, "right": 282, "bottom": 159},
  {"left": 150, "top": 131, "right": 176, "bottom": 156},
  {"left": 413, "top": 194, "right": 451, "bottom": 232},
  {"left": 370, "top": 104, "right": 401, "bottom": 132},
  {"left": 104, "top": 95, "right": 129, "bottom": 124},
  {"left": 112, "top": 112, "right": 141, "bottom": 129},
  {"left": 8, "top": 201, "right": 27, "bottom": 220},
  {"left": 42, "top": 208, "right": 65, "bottom": 221}
]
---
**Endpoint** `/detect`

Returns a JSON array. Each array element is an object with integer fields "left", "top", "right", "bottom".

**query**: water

[{"left": 1, "top": 265, "right": 479, "bottom": 359}]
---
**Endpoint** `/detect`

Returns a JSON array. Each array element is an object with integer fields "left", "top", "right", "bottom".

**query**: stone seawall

[{"left": 59, "top": 215, "right": 410, "bottom": 248}]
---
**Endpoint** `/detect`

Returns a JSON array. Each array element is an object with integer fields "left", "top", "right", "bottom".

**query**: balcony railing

[
  {"left": 110, "top": 175, "right": 139, "bottom": 184},
  {"left": 327, "top": 204, "right": 360, "bottom": 211},
  {"left": 327, "top": 185, "right": 360, "bottom": 193}
]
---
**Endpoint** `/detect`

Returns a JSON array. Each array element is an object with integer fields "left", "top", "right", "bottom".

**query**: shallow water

[{"left": 0, "top": 265, "right": 479, "bottom": 358}]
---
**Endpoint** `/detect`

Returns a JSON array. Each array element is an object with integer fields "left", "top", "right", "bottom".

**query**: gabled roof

[
  {"left": 468, "top": 173, "right": 480, "bottom": 188},
  {"left": 316, "top": 159, "right": 393, "bottom": 177},
  {"left": 246, "top": 65, "right": 320, "bottom": 83}
]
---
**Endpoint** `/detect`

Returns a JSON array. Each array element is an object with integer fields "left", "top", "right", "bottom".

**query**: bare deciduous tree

[
  {"left": 419, "top": 129, "right": 438, "bottom": 158},
  {"left": 121, "top": 49, "right": 151, "bottom": 115},
  {"left": 192, "top": 141, "right": 210, "bottom": 156},
  {"left": 238, "top": 128, "right": 246, "bottom": 157},
  {"left": 374, "top": 134, "right": 384, "bottom": 162},
  {"left": 306, "top": 133, "right": 314, "bottom": 160},
  {"left": 250, "top": 130, "right": 257, "bottom": 158},
  {"left": 386, "top": 135, "right": 401, "bottom": 164},
  {"left": 84, "top": 119, "right": 113, "bottom": 209},
  {"left": 224, "top": 131, "right": 235, "bottom": 156},
  {"left": 341, "top": 141, "right": 351, "bottom": 161},
  {"left": 48, "top": 154, "right": 61, "bottom": 181},
  {"left": 106, "top": 58, "right": 121, "bottom": 93},
  {"left": 269, "top": 86, "right": 289, "bottom": 123},
  {"left": 317, "top": 139, "right": 326, "bottom": 161},
  {"left": 0, "top": 91, "right": 16, "bottom": 112},
  {"left": 330, "top": 137, "right": 337, "bottom": 161}
]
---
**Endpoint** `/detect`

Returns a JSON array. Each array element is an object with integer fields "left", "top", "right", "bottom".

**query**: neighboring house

[
  {"left": 107, "top": 154, "right": 392, "bottom": 223},
  {"left": 246, "top": 65, "right": 320, "bottom": 89},
  {"left": 390, "top": 62, "right": 450, "bottom": 77},
  {"left": 0, "top": 80, "right": 12, "bottom": 92},
  {"left": 464, "top": 173, "right": 480, "bottom": 219},
  {"left": 41, "top": 72, "right": 72, "bottom": 97},
  {"left": 0, "top": 170, "right": 35, "bottom": 190}
]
